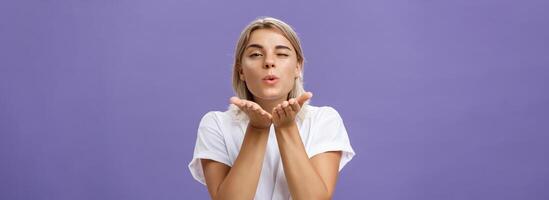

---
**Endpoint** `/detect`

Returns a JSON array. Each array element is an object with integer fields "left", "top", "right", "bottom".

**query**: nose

[
  {"left": 265, "top": 63, "right": 275, "bottom": 68},
  {"left": 264, "top": 54, "right": 275, "bottom": 69}
]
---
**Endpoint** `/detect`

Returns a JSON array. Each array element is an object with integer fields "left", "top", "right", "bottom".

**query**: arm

[
  {"left": 202, "top": 125, "right": 269, "bottom": 200},
  {"left": 201, "top": 97, "right": 273, "bottom": 200},
  {"left": 272, "top": 92, "right": 342, "bottom": 200},
  {"left": 275, "top": 123, "right": 341, "bottom": 200}
]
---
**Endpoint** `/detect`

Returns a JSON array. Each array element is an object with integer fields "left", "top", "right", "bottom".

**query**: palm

[
  {"left": 272, "top": 92, "right": 313, "bottom": 128},
  {"left": 230, "top": 97, "right": 272, "bottom": 129}
]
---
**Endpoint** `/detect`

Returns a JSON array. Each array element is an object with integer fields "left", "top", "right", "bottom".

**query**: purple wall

[{"left": 1, "top": 0, "right": 548, "bottom": 199}]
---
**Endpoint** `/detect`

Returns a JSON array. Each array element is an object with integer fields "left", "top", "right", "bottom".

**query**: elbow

[
  {"left": 316, "top": 188, "right": 333, "bottom": 200},
  {"left": 300, "top": 191, "right": 331, "bottom": 200},
  {"left": 210, "top": 193, "right": 220, "bottom": 200},
  {"left": 317, "top": 184, "right": 333, "bottom": 200},
  {"left": 320, "top": 193, "right": 332, "bottom": 200},
  {"left": 211, "top": 194, "right": 226, "bottom": 200}
]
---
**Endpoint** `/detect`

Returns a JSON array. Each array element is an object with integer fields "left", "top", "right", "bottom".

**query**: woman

[{"left": 188, "top": 17, "right": 355, "bottom": 200}]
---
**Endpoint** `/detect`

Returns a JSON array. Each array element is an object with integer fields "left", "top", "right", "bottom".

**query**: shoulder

[
  {"left": 306, "top": 105, "right": 342, "bottom": 121},
  {"left": 199, "top": 109, "right": 238, "bottom": 127}
]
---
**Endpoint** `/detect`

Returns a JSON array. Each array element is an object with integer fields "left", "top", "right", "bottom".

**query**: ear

[
  {"left": 238, "top": 66, "right": 245, "bottom": 81},
  {"left": 295, "top": 63, "right": 302, "bottom": 78}
]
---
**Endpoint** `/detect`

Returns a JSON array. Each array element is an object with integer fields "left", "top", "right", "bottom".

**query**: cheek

[
  {"left": 281, "top": 62, "right": 298, "bottom": 77},
  {"left": 241, "top": 67, "right": 262, "bottom": 81},
  {"left": 281, "top": 70, "right": 297, "bottom": 88}
]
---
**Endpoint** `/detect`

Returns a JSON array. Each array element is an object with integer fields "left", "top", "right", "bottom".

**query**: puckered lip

[{"left": 263, "top": 75, "right": 279, "bottom": 80}]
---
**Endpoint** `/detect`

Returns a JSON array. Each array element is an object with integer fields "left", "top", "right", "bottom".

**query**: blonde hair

[{"left": 229, "top": 17, "right": 309, "bottom": 120}]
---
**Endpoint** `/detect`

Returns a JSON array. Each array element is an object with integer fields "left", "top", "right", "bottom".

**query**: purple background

[{"left": 1, "top": 0, "right": 548, "bottom": 199}]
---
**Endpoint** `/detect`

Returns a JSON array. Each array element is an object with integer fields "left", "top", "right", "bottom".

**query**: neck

[{"left": 253, "top": 95, "right": 287, "bottom": 113}]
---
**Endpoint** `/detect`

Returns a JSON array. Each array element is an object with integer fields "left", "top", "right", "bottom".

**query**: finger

[
  {"left": 289, "top": 98, "right": 301, "bottom": 113},
  {"left": 230, "top": 96, "right": 241, "bottom": 106},
  {"left": 282, "top": 101, "right": 294, "bottom": 118},
  {"left": 273, "top": 105, "right": 283, "bottom": 120},
  {"left": 240, "top": 101, "right": 251, "bottom": 113},
  {"left": 251, "top": 103, "right": 260, "bottom": 112},
  {"left": 288, "top": 98, "right": 295, "bottom": 105},
  {"left": 242, "top": 100, "right": 252, "bottom": 115},
  {"left": 272, "top": 107, "right": 279, "bottom": 122},
  {"left": 251, "top": 103, "right": 267, "bottom": 114},
  {"left": 247, "top": 102, "right": 267, "bottom": 118},
  {"left": 263, "top": 112, "right": 273, "bottom": 120},
  {"left": 250, "top": 107, "right": 262, "bottom": 119},
  {"left": 259, "top": 107, "right": 271, "bottom": 117},
  {"left": 232, "top": 99, "right": 248, "bottom": 113},
  {"left": 245, "top": 100, "right": 253, "bottom": 110},
  {"left": 276, "top": 105, "right": 286, "bottom": 119},
  {"left": 296, "top": 92, "right": 313, "bottom": 106},
  {"left": 253, "top": 104, "right": 267, "bottom": 118}
]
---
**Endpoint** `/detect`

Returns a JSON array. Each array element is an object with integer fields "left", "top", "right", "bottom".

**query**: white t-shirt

[{"left": 188, "top": 105, "right": 355, "bottom": 200}]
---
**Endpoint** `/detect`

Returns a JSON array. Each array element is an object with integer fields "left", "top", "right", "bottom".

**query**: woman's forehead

[{"left": 247, "top": 28, "right": 292, "bottom": 49}]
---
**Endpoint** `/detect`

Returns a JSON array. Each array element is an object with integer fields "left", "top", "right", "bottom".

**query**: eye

[
  {"left": 277, "top": 54, "right": 289, "bottom": 57},
  {"left": 249, "top": 53, "right": 263, "bottom": 58}
]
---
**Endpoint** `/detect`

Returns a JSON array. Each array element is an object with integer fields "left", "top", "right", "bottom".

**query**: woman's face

[{"left": 239, "top": 28, "right": 301, "bottom": 101}]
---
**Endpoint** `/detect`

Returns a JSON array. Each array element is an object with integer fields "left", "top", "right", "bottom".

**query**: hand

[
  {"left": 272, "top": 92, "right": 313, "bottom": 128},
  {"left": 230, "top": 97, "right": 273, "bottom": 129}
]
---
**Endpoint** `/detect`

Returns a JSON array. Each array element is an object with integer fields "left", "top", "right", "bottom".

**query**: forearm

[
  {"left": 275, "top": 123, "right": 330, "bottom": 200},
  {"left": 215, "top": 125, "right": 269, "bottom": 200}
]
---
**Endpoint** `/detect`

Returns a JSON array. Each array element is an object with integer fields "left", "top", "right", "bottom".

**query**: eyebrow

[{"left": 245, "top": 44, "right": 292, "bottom": 51}]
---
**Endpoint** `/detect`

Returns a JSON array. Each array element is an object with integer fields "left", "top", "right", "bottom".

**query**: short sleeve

[
  {"left": 188, "top": 112, "right": 232, "bottom": 185},
  {"left": 308, "top": 107, "right": 355, "bottom": 172}
]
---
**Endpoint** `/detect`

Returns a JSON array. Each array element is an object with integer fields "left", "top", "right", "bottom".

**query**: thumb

[
  {"left": 230, "top": 96, "right": 241, "bottom": 105},
  {"left": 296, "top": 92, "right": 313, "bottom": 106}
]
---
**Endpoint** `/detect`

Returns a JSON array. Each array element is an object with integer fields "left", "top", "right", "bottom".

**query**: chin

[{"left": 255, "top": 89, "right": 288, "bottom": 100}]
